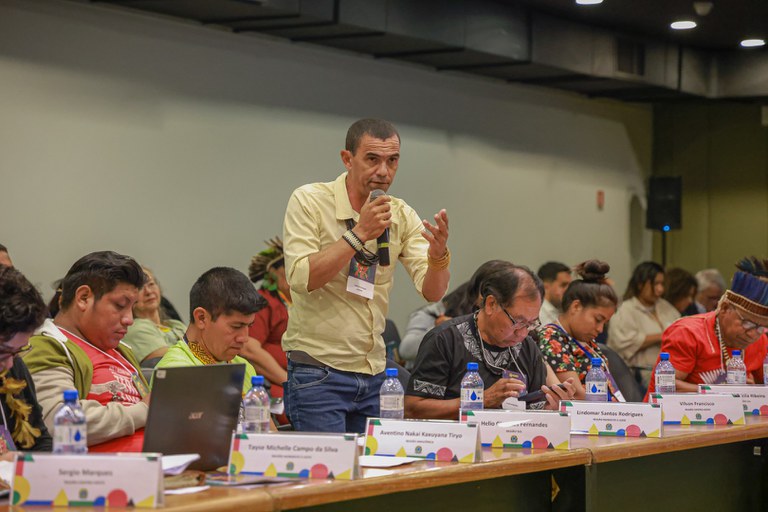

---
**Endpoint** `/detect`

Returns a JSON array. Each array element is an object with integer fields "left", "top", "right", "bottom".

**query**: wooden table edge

[
  {"left": 268, "top": 449, "right": 591, "bottom": 510},
  {"left": 162, "top": 488, "right": 274, "bottom": 512},
  {"left": 586, "top": 422, "right": 768, "bottom": 463}
]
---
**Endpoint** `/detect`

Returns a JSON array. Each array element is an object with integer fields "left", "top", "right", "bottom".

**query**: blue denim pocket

[{"left": 290, "top": 364, "right": 331, "bottom": 389}]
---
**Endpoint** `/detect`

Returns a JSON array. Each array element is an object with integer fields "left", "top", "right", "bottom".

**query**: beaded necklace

[
  {"left": 184, "top": 335, "right": 220, "bottom": 365},
  {"left": 472, "top": 312, "right": 522, "bottom": 377},
  {"left": 714, "top": 315, "right": 731, "bottom": 369}
]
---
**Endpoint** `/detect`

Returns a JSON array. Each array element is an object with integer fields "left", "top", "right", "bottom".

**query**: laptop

[{"left": 143, "top": 364, "right": 246, "bottom": 471}]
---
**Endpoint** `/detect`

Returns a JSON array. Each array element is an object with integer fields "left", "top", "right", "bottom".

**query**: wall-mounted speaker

[{"left": 646, "top": 176, "right": 682, "bottom": 231}]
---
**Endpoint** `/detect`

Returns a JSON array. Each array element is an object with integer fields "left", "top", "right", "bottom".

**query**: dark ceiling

[
  {"left": 89, "top": 0, "right": 768, "bottom": 102},
  {"left": 511, "top": 0, "right": 768, "bottom": 52}
]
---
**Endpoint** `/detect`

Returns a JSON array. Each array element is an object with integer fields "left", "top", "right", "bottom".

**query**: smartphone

[{"left": 519, "top": 383, "right": 568, "bottom": 403}]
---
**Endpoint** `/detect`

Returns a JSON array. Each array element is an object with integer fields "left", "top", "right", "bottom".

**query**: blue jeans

[{"left": 284, "top": 361, "right": 386, "bottom": 433}]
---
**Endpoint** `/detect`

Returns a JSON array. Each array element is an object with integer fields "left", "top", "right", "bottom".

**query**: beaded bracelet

[
  {"left": 342, "top": 230, "right": 364, "bottom": 252},
  {"left": 347, "top": 229, "right": 365, "bottom": 247},
  {"left": 428, "top": 248, "right": 451, "bottom": 270}
]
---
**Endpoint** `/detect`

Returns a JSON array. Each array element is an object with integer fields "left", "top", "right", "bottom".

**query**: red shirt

[
  {"left": 248, "top": 289, "right": 289, "bottom": 370},
  {"left": 644, "top": 312, "right": 768, "bottom": 400},
  {"left": 62, "top": 330, "right": 145, "bottom": 451},
  {"left": 71, "top": 339, "right": 143, "bottom": 406}
]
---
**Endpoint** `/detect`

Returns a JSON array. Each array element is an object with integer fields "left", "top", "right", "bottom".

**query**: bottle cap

[
  {"left": 63, "top": 389, "right": 78, "bottom": 402},
  {"left": 467, "top": 362, "right": 479, "bottom": 371},
  {"left": 252, "top": 375, "right": 265, "bottom": 386},
  {"left": 591, "top": 357, "right": 602, "bottom": 366},
  {"left": 660, "top": 352, "right": 670, "bottom": 361},
  {"left": 385, "top": 368, "right": 398, "bottom": 377},
  {"left": 733, "top": 350, "right": 742, "bottom": 357}
]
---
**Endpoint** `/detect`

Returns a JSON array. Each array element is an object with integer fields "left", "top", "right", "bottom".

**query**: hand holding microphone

[{"left": 369, "top": 189, "right": 390, "bottom": 266}]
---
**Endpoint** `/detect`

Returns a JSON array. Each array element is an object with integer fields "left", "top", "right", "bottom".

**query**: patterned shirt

[
  {"left": 63, "top": 332, "right": 143, "bottom": 406},
  {"left": 536, "top": 324, "right": 608, "bottom": 385},
  {"left": 406, "top": 314, "right": 548, "bottom": 409}
]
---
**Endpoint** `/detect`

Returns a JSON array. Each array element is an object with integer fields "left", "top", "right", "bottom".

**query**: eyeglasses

[
  {"left": 733, "top": 308, "right": 768, "bottom": 335},
  {"left": 0, "top": 345, "right": 33, "bottom": 360},
  {"left": 500, "top": 307, "right": 541, "bottom": 333}
]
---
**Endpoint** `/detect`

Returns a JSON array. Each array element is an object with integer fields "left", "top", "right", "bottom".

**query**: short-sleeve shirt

[
  {"left": 645, "top": 312, "right": 768, "bottom": 398},
  {"left": 406, "top": 314, "right": 549, "bottom": 409},
  {"left": 536, "top": 324, "right": 608, "bottom": 385},
  {"left": 248, "top": 289, "right": 289, "bottom": 370}
]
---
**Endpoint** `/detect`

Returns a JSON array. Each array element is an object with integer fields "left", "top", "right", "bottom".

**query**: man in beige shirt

[{"left": 282, "top": 118, "right": 450, "bottom": 432}]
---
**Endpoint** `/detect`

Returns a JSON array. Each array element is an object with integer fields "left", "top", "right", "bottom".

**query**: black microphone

[{"left": 370, "top": 189, "right": 390, "bottom": 266}]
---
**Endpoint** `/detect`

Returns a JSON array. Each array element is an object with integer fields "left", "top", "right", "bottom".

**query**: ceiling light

[
  {"left": 741, "top": 39, "right": 766, "bottom": 48},
  {"left": 575, "top": 0, "right": 604, "bottom": 5},
  {"left": 670, "top": 21, "right": 697, "bottom": 30},
  {"left": 693, "top": 2, "right": 714, "bottom": 17}
]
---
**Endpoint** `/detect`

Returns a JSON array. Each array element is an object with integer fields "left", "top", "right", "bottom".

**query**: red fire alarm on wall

[{"left": 597, "top": 190, "right": 605, "bottom": 210}]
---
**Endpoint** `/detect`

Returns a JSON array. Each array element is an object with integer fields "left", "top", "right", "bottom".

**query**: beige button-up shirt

[
  {"left": 608, "top": 296, "right": 681, "bottom": 385},
  {"left": 282, "top": 172, "right": 430, "bottom": 375}
]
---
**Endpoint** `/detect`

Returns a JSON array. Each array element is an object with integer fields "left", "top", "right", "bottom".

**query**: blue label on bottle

[{"left": 461, "top": 388, "right": 484, "bottom": 403}]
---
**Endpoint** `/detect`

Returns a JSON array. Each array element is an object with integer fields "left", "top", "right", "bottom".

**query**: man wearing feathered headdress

[
  {"left": 241, "top": 238, "right": 291, "bottom": 423},
  {"left": 645, "top": 257, "right": 768, "bottom": 398}
]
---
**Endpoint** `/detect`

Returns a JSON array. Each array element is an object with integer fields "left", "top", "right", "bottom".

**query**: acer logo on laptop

[{"left": 188, "top": 411, "right": 204, "bottom": 420}]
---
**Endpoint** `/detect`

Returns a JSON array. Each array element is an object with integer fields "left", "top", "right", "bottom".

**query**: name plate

[
  {"left": 228, "top": 432, "right": 359, "bottom": 480},
  {"left": 699, "top": 385, "right": 768, "bottom": 416},
  {"left": 649, "top": 392, "right": 745, "bottom": 425},
  {"left": 560, "top": 401, "right": 661, "bottom": 437},
  {"left": 462, "top": 410, "right": 570, "bottom": 450},
  {"left": 364, "top": 418, "right": 478, "bottom": 463},
  {"left": 12, "top": 453, "right": 163, "bottom": 508}
]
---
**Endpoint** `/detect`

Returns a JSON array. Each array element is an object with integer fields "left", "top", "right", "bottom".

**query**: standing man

[
  {"left": 282, "top": 118, "right": 450, "bottom": 433},
  {"left": 537, "top": 262, "right": 572, "bottom": 326}
]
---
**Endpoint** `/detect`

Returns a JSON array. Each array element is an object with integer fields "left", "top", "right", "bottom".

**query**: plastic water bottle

[
  {"left": 585, "top": 358, "right": 608, "bottom": 402},
  {"left": 726, "top": 350, "right": 747, "bottom": 384},
  {"left": 654, "top": 352, "right": 676, "bottom": 394},
  {"left": 53, "top": 389, "right": 87, "bottom": 453},
  {"left": 242, "top": 376, "right": 270, "bottom": 433},
  {"left": 379, "top": 368, "right": 405, "bottom": 419},
  {"left": 460, "top": 362, "right": 484, "bottom": 412},
  {"left": 764, "top": 353, "right": 768, "bottom": 387}
]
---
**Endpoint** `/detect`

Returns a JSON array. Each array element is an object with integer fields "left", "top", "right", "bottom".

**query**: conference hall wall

[
  {"left": 654, "top": 103, "right": 768, "bottom": 280},
  {"left": 0, "top": 0, "right": 652, "bottom": 329}
]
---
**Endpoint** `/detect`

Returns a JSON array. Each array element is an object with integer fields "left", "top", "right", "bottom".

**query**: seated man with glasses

[
  {"left": 0, "top": 265, "right": 52, "bottom": 454},
  {"left": 25, "top": 251, "right": 149, "bottom": 451},
  {"left": 645, "top": 257, "right": 768, "bottom": 397},
  {"left": 405, "top": 261, "right": 575, "bottom": 419}
]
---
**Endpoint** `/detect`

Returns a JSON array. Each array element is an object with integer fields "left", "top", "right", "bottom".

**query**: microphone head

[{"left": 370, "top": 189, "right": 387, "bottom": 201}]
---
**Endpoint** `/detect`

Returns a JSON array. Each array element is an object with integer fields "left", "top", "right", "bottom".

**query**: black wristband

[{"left": 342, "top": 231, "right": 363, "bottom": 252}]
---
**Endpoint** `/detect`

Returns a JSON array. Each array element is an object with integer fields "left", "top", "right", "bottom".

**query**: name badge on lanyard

[
  {"left": 0, "top": 426, "right": 16, "bottom": 453},
  {"left": 346, "top": 257, "right": 377, "bottom": 299},
  {"left": 502, "top": 369, "right": 529, "bottom": 391},
  {"left": 132, "top": 372, "right": 149, "bottom": 399}
]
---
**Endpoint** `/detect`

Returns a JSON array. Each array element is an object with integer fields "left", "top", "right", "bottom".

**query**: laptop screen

[{"left": 143, "top": 364, "right": 245, "bottom": 471}]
